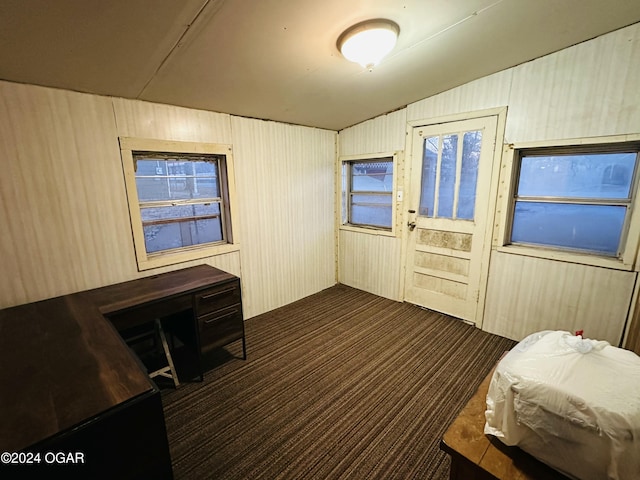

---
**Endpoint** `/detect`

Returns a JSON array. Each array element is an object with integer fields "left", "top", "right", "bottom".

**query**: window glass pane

[
  {"left": 351, "top": 193, "right": 392, "bottom": 205},
  {"left": 140, "top": 203, "right": 220, "bottom": 222},
  {"left": 517, "top": 153, "right": 636, "bottom": 199},
  {"left": 419, "top": 136, "right": 438, "bottom": 216},
  {"left": 437, "top": 134, "right": 458, "bottom": 218},
  {"left": 351, "top": 161, "right": 393, "bottom": 192},
  {"left": 511, "top": 202, "right": 625, "bottom": 255},
  {"left": 457, "top": 131, "right": 482, "bottom": 220},
  {"left": 135, "top": 158, "right": 220, "bottom": 201},
  {"left": 351, "top": 205, "right": 392, "bottom": 228},
  {"left": 342, "top": 158, "right": 394, "bottom": 230},
  {"left": 143, "top": 217, "right": 223, "bottom": 253}
]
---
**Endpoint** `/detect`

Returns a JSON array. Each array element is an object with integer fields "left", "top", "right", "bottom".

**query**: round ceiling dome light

[{"left": 337, "top": 19, "right": 399, "bottom": 70}]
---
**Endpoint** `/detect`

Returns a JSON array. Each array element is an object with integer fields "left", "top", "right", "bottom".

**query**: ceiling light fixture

[{"left": 337, "top": 19, "right": 399, "bottom": 71}]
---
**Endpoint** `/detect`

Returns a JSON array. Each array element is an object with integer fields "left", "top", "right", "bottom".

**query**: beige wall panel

[
  {"left": 0, "top": 82, "right": 243, "bottom": 310},
  {"left": 483, "top": 251, "right": 636, "bottom": 345},
  {"left": 507, "top": 23, "right": 640, "bottom": 143},
  {"left": 341, "top": 23, "right": 640, "bottom": 342},
  {"left": 418, "top": 229, "right": 472, "bottom": 252},
  {"left": 0, "top": 81, "right": 135, "bottom": 307},
  {"left": 413, "top": 273, "right": 467, "bottom": 300},
  {"left": 339, "top": 109, "right": 407, "bottom": 156},
  {"left": 112, "top": 97, "right": 233, "bottom": 144},
  {"left": 144, "top": 253, "right": 242, "bottom": 279},
  {"left": 415, "top": 251, "right": 469, "bottom": 276},
  {"left": 407, "top": 69, "right": 513, "bottom": 123},
  {"left": 339, "top": 230, "right": 402, "bottom": 301},
  {"left": 338, "top": 109, "right": 406, "bottom": 300},
  {"left": 1, "top": 81, "right": 332, "bottom": 322},
  {"left": 230, "top": 116, "right": 336, "bottom": 319}
]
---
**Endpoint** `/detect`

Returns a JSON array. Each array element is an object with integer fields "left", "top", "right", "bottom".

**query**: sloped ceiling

[{"left": 1, "top": 0, "right": 639, "bottom": 131}]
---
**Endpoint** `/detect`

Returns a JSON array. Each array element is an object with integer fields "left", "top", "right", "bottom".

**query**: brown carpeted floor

[{"left": 161, "top": 284, "right": 516, "bottom": 479}]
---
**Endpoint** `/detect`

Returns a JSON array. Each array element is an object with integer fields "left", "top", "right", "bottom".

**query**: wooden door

[{"left": 404, "top": 116, "right": 498, "bottom": 323}]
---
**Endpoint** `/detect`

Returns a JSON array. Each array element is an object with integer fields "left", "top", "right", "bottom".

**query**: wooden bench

[{"left": 440, "top": 367, "right": 570, "bottom": 480}]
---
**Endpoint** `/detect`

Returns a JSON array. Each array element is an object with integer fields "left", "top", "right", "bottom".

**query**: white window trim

[
  {"left": 494, "top": 134, "right": 640, "bottom": 272},
  {"left": 339, "top": 152, "right": 401, "bottom": 237},
  {"left": 119, "top": 137, "right": 240, "bottom": 271}
]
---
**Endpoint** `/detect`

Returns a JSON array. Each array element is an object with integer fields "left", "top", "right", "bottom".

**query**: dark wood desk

[
  {"left": 440, "top": 368, "right": 570, "bottom": 480},
  {"left": 0, "top": 265, "right": 245, "bottom": 479}
]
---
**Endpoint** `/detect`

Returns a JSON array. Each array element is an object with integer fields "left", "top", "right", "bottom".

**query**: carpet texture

[{"left": 161, "top": 284, "right": 516, "bottom": 479}]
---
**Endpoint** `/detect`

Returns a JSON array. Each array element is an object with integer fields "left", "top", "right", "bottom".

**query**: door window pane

[
  {"left": 457, "top": 131, "right": 482, "bottom": 220},
  {"left": 419, "top": 136, "right": 438, "bottom": 216},
  {"left": 420, "top": 131, "right": 481, "bottom": 220},
  {"left": 437, "top": 134, "right": 458, "bottom": 218},
  {"left": 512, "top": 202, "right": 626, "bottom": 255}
]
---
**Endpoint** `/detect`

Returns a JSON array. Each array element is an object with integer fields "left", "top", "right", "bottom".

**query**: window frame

[
  {"left": 339, "top": 152, "right": 399, "bottom": 236},
  {"left": 496, "top": 135, "right": 640, "bottom": 271},
  {"left": 119, "top": 137, "right": 240, "bottom": 271}
]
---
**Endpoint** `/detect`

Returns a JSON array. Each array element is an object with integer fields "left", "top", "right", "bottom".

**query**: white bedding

[{"left": 484, "top": 330, "right": 640, "bottom": 480}]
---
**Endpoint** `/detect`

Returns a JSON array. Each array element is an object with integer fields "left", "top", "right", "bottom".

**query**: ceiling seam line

[{"left": 136, "top": 0, "right": 222, "bottom": 99}]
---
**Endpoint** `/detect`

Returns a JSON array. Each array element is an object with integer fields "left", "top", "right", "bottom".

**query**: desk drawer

[
  {"left": 195, "top": 280, "right": 241, "bottom": 316},
  {"left": 198, "top": 305, "right": 244, "bottom": 353},
  {"left": 108, "top": 295, "right": 193, "bottom": 332}
]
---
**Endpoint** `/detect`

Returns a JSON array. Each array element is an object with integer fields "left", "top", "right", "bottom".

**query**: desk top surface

[
  {"left": 0, "top": 264, "right": 235, "bottom": 452},
  {"left": 441, "top": 366, "right": 570, "bottom": 480}
]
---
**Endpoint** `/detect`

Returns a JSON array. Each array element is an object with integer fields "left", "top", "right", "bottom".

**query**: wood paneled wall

[
  {"left": 230, "top": 117, "right": 336, "bottom": 318},
  {"left": 339, "top": 22, "right": 640, "bottom": 345},
  {"left": 0, "top": 82, "right": 336, "bottom": 320},
  {"left": 0, "top": 83, "right": 130, "bottom": 304},
  {"left": 483, "top": 252, "right": 635, "bottom": 345},
  {"left": 338, "top": 109, "right": 407, "bottom": 300}
]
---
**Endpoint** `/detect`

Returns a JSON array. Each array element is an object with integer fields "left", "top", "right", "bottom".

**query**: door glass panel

[
  {"left": 437, "top": 134, "right": 458, "bottom": 218},
  {"left": 457, "top": 131, "right": 482, "bottom": 220},
  {"left": 419, "top": 136, "right": 438, "bottom": 216}
]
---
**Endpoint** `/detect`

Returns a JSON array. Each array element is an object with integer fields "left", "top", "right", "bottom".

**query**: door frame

[{"left": 400, "top": 107, "right": 508, "bottom": 328}]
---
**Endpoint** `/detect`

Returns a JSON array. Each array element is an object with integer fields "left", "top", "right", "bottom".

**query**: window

[
  {"left": 341, "top": 155, "right": 394, "bottom": 231},
  {"left": 508, "top": 143, "right": 640, "bottom": 257},
  {"left": 119, "top": 138, "right": 238, "bottom": 271},
  {"left": 420, "top": 130, "right": 482, "bottom": 220}
]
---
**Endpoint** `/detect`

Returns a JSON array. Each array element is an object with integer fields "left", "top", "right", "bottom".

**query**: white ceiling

[{"left": 1, "top": 0, "right": 639, "bottom": 131}]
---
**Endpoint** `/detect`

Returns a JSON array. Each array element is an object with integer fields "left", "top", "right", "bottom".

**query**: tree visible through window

[{"left": 420, "top": 130, "right": 482, "bottom": 220}]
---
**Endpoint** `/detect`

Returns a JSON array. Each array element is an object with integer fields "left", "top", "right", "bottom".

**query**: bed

[{"left": 484, "top": 330, "right": 640, "bottom": 480}]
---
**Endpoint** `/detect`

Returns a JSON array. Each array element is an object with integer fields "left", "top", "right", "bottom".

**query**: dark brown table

[{"left": 0, "top": 264, "right": 244, "bottom": 479}]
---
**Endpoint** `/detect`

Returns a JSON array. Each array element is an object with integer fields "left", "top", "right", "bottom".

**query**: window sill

[
  {"left": 137, "top": 243, "right": 240, "bottom": 271},
  {"left": 495, "top": 244, "right": 633, "bottom": 271},
  {"left": 340, "top": 224, "right": 396, "bottom": 238}
]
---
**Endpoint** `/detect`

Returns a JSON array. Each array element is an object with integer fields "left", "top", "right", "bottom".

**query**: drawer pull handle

[
  {"left": 204, "top": 309, "right": 238, "bottom": 323},
  {"left": 201, "top": 287, "right": 236, "bottom": 300}
]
